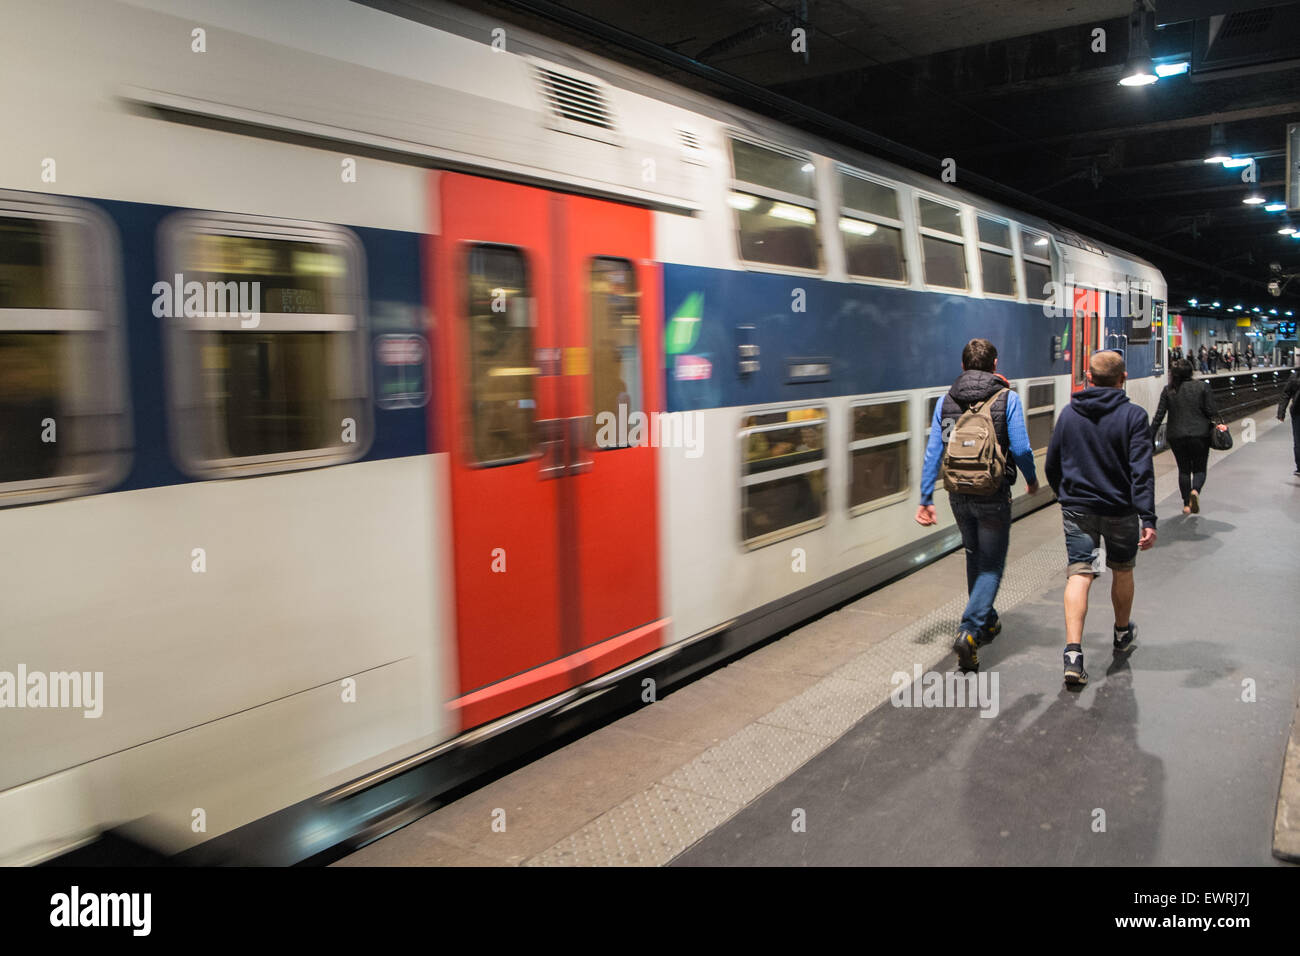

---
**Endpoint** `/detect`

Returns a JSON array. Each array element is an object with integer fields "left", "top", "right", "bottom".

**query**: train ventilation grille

[{"left": 535, "top": 66, "right": 615, "bottom": 131}]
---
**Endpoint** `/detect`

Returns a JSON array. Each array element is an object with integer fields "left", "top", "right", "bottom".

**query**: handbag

[{"left": 1211, "top": 421, "right": 1233, "bottom": 450}]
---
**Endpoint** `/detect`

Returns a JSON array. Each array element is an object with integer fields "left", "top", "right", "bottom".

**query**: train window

[
  {"left": 849, "top": 398, "right": 910, "bottom": 513},
  {"left": 0, "top": 195, "right": 129, "bottom": 506},
  {"left": 1024, "top": 381, "right": 1055, "bottom": 453},
  {"left": 590, "top": 257, "right": 642, "bottom": 449},
  {"left": 917, "top": 197, "right": 968, "bottom": 291},
  {"left": 466, "top": 244, "right": 536, "bottom": 465},
  {"left": 740, "top": 406, "right": 826, "bottom": 546},
  {"left": 977, "top": 215, "right": 1017, "bottom": 299},
  {"left": 1021, "top": 229, "right": 1053, "bottom": 303},
  {"left": 728, "top": 137, "right": 821, "bottom": 271},
  {"left": 839, "top": 170, "right": 906, "bottom": 282},
  {"left": 161, "top": 213, "right": 369, "bottom": 478}
]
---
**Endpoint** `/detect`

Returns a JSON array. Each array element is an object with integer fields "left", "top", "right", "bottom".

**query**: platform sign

[{"left": 1289, "top": 123, "right": 1299, "bottom": 212}]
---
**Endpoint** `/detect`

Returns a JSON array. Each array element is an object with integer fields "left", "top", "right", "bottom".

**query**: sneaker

[
  {"left": 976, "top": 615, "right": 1002, "bottom": 647},
  {"left": 953, "top": 632, "right": 979, "bottom": 673},
  {"left": 1189, "top": 490, "right": 1200, "bottom": 514},
  {"left": 1063, "top": 644, "right": 1088, "bottom": 685},
  {"left": 1113, "top": 622, "right": 1137, "bottom": 656}
]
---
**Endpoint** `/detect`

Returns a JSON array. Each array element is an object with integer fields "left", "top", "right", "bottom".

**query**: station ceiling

[{"left": 385, "top": 0, "right": 1300, "bottom": 314}]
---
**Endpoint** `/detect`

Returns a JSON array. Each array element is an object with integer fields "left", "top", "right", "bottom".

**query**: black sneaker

[
  {"left": 953, "top": 632, "right": 979, "bottom": 673},
  {"left": 976, "top": 615, "right": 1002, "bottom": 647},
  {"left": 1113, "top": 622, "right": 1137, "bottom": 656},
  {"left": 1063, "top": 644, "right": 1088, "bottom": 685}
]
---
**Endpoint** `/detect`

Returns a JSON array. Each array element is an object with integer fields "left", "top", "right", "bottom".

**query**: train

[{"left": 0, "top": 0, "right": 1168, "bottom": 864}]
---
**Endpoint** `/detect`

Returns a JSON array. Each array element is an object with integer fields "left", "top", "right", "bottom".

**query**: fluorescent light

[
  {"left": 1204, "top": 154, "right": 1232, "bottom": 165},
  {"left": 1264, "top": 202, "right": 1287, "bottom": 212},
  {"left": 1270, "top": 309, "right": 1278, "bottom": 315},
  {"left": 800, "top": 162, "right": 815, "bottom": 173},
  {"left": 727, "top": 193, "right": 758, "bottom": 211},
  {"left": 1119, "top": 54, "right": 1158, "bottom": 86},
  {"left": 1253, "top": 307, "right": 1261, "bottom": 312},
  {"left": 839, "top": 218, "right": 878, "bottom": 237},
  {"left": 1154, "top": 61, "right": 1189, "bottom": 77},
  {"left": 1280, "top": 226, "right": 1297, "bottom": 235},
  {"left": 1242, "top": 195, "right": 1266, "bottom": 205},
  {"left": 1221, "top": 158, "right": 1254, "bottom": 169},
  {"left": 1212, "top": 301, "right": 1221, "bottom": 307},
  {"left": 768, "top": 203, "right": 816, "bottom": 224},
  {"left": 1189, "top": 298, "right": 1198, "bottom": 306}
]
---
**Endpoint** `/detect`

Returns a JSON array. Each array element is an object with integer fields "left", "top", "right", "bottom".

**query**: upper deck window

[
  {"left": 0, "top": 194, "right": 129, "bottom": 506},
  {"left": 162, "top": 213, "right": 370, "bottom": 478},
  {"left": 917, "top": 197, "right": 968, "bottom": 291},
  {"left": 728, "top": 138, "right": 821, "bottom": 271},
  {"left": 838, "top": 170, "right": 906, "bottom": 283},
  {"left": 977, "top": 215, "right": 1017, "bottom": 299},
  {"left": 1021, "top": 228, "right": 1053, "bottom": 303}
]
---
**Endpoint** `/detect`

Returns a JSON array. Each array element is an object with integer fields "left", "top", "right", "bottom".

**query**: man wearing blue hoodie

[{"left": 1045, "top": 350, "right": 1157, "bottom": 686}]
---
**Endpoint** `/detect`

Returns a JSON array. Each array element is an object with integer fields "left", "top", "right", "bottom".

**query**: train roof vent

[
  {"left": 534, "top": 65, "right": 621, "bottom": 146},
  {"left": 678, "top": 127, "right": 707, "bottom": 165}
]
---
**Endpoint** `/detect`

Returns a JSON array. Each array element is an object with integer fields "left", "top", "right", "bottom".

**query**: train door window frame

[
  {"left": 0, "top": 191, "right": 130, "bottom": 506},
  {"left": 836, "top": 166, "right": 908, "bottom": 286},
  {"left": 976, "top": 214, "right": 1017, "bottom": 300},
  {"left": 588, "top": 255, "right": 642, "bottom": 452},
  {"left": 915, "top": 193, "right": 970, "bottom": 292},
  {"left": 160, "top": 211, "right": 371, "bottom": 480},
  {"left": 463, "top": 242, "right": 539, "bottom": 467},
  {"left": 726, "top": 134, "right": 823, "bottom": 276},
  {"left": 1022, "top": 378, "right": 1056, "bottom": 455},
  {"left": 847, "top": 394, "right": 911, "bottom": 516},
  {"left": 1020, "top": 227, "right": 1055, "bottom": 304},
  {"left": 739, "top": 404, "right": 828, "bottom": 549}
]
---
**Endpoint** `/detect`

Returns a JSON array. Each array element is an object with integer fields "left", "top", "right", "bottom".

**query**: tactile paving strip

[{"left": 523, "top": 424, "right": 1273, "bottom": 866}]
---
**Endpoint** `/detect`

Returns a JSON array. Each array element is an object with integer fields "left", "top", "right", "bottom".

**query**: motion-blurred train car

[{"left": 0, "top": 0, "right": 1167, "bottom": 863}]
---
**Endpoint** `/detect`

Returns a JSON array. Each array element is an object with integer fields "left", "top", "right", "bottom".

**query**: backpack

[{"left": 941, "top": 388, "right": 1009, "bottom": 496}]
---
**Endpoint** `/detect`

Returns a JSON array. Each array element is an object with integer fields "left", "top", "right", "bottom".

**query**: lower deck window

[
  {"left": 1025, "top": 382, "right": 1055, "bottom": 452},
  {"left": 850, "top": 398, "right": 910, "bottom": 510},
  {"left": 741, "top": 407, "right": 826, "bottom": 545}
]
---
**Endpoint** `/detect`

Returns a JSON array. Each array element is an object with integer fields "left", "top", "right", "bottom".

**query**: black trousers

[
  {"left": 1292, "top": 413, "right": 1300, "bottom": 472},
  {"left": 1168, "top": 435, "right": 1210, "bottom": 505}
]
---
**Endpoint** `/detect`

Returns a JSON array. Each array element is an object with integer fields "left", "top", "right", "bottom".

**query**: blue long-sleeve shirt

[{"left": 920, "top": 389, "right": 1038, "bottom": 505}]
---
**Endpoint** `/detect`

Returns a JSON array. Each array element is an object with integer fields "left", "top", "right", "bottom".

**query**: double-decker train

[{"left": 0, "top": 0, "right": 1167, "bottom": 864}]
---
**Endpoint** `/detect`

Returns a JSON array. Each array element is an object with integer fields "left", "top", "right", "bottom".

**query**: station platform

[{"left": 337, "top": 413, "right": 1300, "bottom": 867}]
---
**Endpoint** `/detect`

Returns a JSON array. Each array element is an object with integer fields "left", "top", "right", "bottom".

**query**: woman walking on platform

[{"left": 1150, "top": 359, "right": 1220, "bottom": 514}]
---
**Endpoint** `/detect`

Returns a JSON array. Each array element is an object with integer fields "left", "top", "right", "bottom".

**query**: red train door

[
  {"left": 435, "top": 173, "right": 663, "bottom": 730},
  {"left": 1072, "top": 287, "right": 1101, "bottom": 392}
]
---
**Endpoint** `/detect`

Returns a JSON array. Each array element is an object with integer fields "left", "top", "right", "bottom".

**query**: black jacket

[
  {"left": 1046, "top": 387, "right": 1157, "bottom": 528},
  {"left": 1279, "top": 371, "right": 1300, "bottom": 420},
  {"left": 1150, "top": 379, "right": 1218, "bottom": 441}
]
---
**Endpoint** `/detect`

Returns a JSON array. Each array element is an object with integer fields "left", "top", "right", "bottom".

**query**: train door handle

[
  {"left": 566, "top": 416, "right": 592, "bottom": 475},
  {"left": 538, "top": 418, "right": 566, "bottom": 479}
]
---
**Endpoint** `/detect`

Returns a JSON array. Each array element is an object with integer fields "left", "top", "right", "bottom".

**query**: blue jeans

[{"left": 950, "top": 490, "right": 1011, "bottom": 636}]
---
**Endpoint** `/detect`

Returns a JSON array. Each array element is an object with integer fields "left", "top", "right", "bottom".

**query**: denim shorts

[{"left": 1062, "top": 509, "right": 1139, "bottom": 576}]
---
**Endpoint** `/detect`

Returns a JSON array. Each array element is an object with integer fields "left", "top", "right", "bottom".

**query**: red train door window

[
  {"left": 1072, "top": 288, "right": 1101, "bottom": 392},
  {"left": 435, "top": 174, "right": 663, "bottom": 728}
]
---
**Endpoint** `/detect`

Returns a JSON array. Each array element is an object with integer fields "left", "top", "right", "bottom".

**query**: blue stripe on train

[
  {"left": 85, "top": 197, "right": 428, "bottom": 494},
  {"left": 661, "top": 263, "right": 1157, "bottom": 411}
]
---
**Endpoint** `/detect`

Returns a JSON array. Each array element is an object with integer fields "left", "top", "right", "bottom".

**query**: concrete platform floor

[{"left": 337, "top": 413, "right": 1300, "bottom": 867}]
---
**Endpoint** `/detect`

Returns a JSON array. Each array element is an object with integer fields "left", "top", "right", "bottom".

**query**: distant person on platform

[
  {"left": 1045, "top": 350, "right": 1156, "bottom": 686},
  {"left": 1244, "top": 344, "right": 1254, "bottom": 370},
  {"left": 915, "top": 338, "right": 1039, "bottom": 675},
  {"left": 1198, "top": 345, "right": 1209, "bottom": 375},
  {"left": 1150, "top": 358, "right": 1223, "bottom": 514},
  {"left": 1279, "top": 369, "right": 1300, "bottom": 478},
  {"left": 1207, "top": 347, "right": 1219, "bottom": 374}
]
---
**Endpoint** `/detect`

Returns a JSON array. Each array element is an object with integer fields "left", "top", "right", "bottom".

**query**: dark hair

[
  {"left": 1170, "top": 358, "right": 1192, "bottom": 390},
  {"left": 962, "top": 338, "right": 998, "bottom": 372}
]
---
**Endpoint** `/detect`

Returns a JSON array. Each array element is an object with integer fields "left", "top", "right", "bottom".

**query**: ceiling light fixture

[
  {"left": 1118, "top": 1, "right": 1158, "bottom": 86},
  {"left": 1242, "top": 195, "right": 1266, "bottom": 205},
  {"left": 1264, "top": 202, "right": 1287, "bottom": 212}
]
